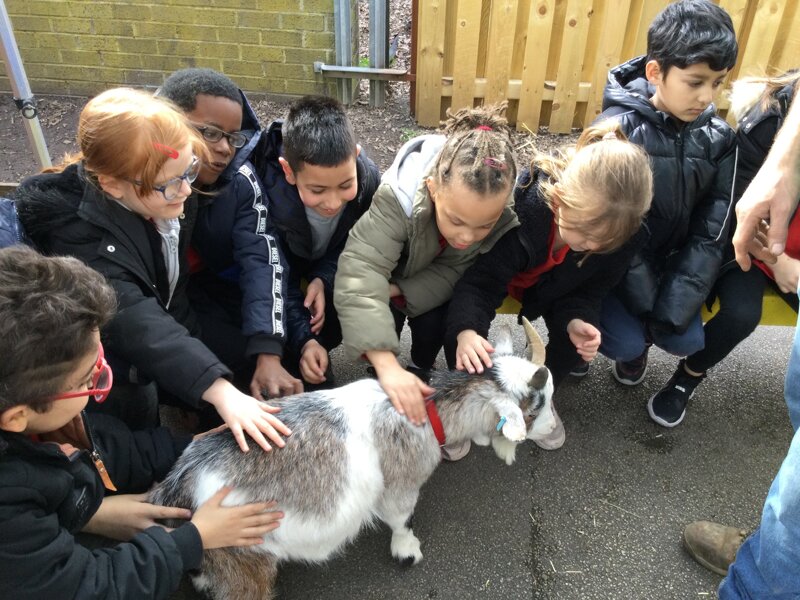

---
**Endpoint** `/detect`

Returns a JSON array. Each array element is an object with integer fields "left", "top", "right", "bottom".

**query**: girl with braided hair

[
  {"left": 444, "top": 121, "right": 653, "bottom": 450},
  {"left": 334, "top": 103, "right": 519, "bottom": 435}
]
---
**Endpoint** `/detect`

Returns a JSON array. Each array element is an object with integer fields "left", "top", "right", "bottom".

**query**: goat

[{"left": 149, "top": 318, "right": 560, "bottom": 600}]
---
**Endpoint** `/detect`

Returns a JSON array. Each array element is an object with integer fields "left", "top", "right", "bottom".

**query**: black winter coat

[
  {"left": 256, "top": 120, "right": 381, "bottom": 354},
  {"left": 191, "top": 90, "right": 289, "bottom": 358},
  {"left": 599, "top": 56, "right": 737, "bottom": 333},
  {"left": 445, "top": 168, "right": 646, "bottom": 383},
  {"left": 15, "top": 164, "right": 231, "bottom": 406},
  {"left": 0, "top": 412, "right": 199, "bottom": 600}
]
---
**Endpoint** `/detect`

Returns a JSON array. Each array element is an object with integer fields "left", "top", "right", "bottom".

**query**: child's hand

[
  {"left": 299, "top": 339, "right": 330, "bottom": 384},
  {"left": 192, "top": 487, "right": 283, "bottom": 549},
  {"left": 203, "top": 378, "right": 292, "bottom": 453},
  {"left": 455, "top": 329, "right": 494, "bottom": 373},
  {"left": 305, "top": 277, "right": 326, "bottom": 335},
  {"left": 251, "top": 354, "right": 303, "bottom": 400},
  {"left": 388, "top": 283, "right": 402, "bottom": 298},
  {"left": 367, "top": 350, "right": 434, "bottom": 426},
  {"left": 567, "top": 319, "right": 601, "bottom": 361},
  {"left": 770, "top": 252, "right": 800, "bottom": 294},
  {"left": 82, "top": 493, "right": 192, "bottom": 541}
]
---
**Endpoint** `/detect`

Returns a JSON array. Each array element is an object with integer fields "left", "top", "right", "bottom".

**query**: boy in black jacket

[
  {"left": 595, "top": 0, "right": 738, "bottom": 426},
  {"left": 257, "top": 96, "right": 381, "bottom": 387},
  {"left": 0, "top": 247, "right": 282, "bottom": 600},
  {"left": 159, "top": 68, "right": 298, "bottom": 400}
]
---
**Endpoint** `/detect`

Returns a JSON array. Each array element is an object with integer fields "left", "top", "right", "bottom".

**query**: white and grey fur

[{"left": 149, "top": 319, "right": 557, "bottom": 600}]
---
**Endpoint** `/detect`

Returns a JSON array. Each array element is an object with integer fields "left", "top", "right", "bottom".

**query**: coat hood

[{"left": 382, "top": 134, "right": 446, "bottom": 218}]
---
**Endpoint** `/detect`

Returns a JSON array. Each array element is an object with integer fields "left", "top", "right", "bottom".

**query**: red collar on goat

[{"left": 425, "top": 399, "right": 446, "bottom": 446}]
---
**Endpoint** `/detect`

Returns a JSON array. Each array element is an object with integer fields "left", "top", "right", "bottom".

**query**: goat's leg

[
  {"left": 377, "top": 491, "right": 423, "bottom": 566},
  {"left": 193, "top": 548, "right": 278, "bottom": 600}
]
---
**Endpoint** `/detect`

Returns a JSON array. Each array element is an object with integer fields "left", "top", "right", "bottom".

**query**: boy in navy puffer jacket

[{"left": 594, "top": 0, "right": 738, "bottom": 427}]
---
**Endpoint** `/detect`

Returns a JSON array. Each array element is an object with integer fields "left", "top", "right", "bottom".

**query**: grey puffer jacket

[{"left": 599, "top": 56, "right": 737, "bottom": 333}]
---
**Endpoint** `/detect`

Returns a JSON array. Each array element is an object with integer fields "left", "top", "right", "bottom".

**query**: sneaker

[
  {"left": 683, "top": 520, "right": 747, "bottom": 576},
  {"left": 441, "top": 439, "right": 471, "bottom": 461},
  {"left": 569, "top": 361, "right": 590, "bottom": 377},
  {"left": 612, "top": 346, "right": 650, "bottom": 386},
  {"left": 647, "top": 360, "right": 705, "bottom": 427}
]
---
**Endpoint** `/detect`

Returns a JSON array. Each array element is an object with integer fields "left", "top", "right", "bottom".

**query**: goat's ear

[
  {"left": 491, "top": 397, "right": 527, "bottom": 442},
  {"left": 530, "top": 366, "right": 549, "bottom": 390},
  {"left": 492, "top": 324, "right": 514, "bottom": 356}
]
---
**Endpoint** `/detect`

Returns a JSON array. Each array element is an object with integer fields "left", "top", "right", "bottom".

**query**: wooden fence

[{"left": 413, "top": 0, "right": 800, "bottom": 132}]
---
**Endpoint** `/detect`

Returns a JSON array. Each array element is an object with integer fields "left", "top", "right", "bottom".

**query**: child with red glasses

[{"left": 0, "top": 246, "right": 283, "bottom": 600}]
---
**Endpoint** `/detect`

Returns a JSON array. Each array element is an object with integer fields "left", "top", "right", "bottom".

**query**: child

[
  {"left": 257, "top": 96, "right": 380, "bottom": 388},
  {"left": 15, "top": 88, "right": 290, "bottom": 453},
  {"left": 0, "top": 246, "right": 282, "bottom": 600},
  {"left": 334, "top": 104, "right": 519, "bottom": 428},
  {"left": 158, "top": 68, "right": 299, "bottom": 401},
  {"left": 648, "top": 71, "right": 800, "bottom": 427},
  {"left": 444, "top": 122, "right": 653, "bottom": 448},
  {"left": 595, "top": 0, "right": 738, "bottom": 410}
]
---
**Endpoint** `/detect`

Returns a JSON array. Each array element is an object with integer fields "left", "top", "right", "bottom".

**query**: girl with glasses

[{"left": 15, "top": 87, "right": 290, "bottom": 454}]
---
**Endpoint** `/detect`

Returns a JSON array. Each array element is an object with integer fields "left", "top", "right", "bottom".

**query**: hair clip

[
  {"left": 153, "top": 142, "right": 179, "bottom": 159},
  {"left": 475, "top": 125, "right": 493, "bottom": 131},
  {"left": 483, "top": 157, "right": 507, "bottom": 170},
  {"left": 602, "top": 131, "right": 618, "bottom": 141}
]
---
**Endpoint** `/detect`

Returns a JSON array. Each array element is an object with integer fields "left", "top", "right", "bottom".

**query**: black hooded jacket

[
  {"left": 15, "top": 163, "right": 231, "bottom": 407},
  {"left": 598, "top": 56, "right": 737, "bottom": 333},
  {"left": 0, "top": 412, "right": 198, "bottom": 600},
  {"left": 191, "top": 90, "right": 289, "bottom": 359},
  {"left": 254, "top": 120, "right": 381, "bottom": 354}
]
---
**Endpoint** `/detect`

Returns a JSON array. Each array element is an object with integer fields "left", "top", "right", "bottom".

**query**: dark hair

[
  {"left": 159, "top": 68, "right": 243, "bottom": 112},
  {"left": 282, "top": 95, "right": 357, "bottom": 172},
  {"left": 433, "top": 102, "right": 517, "bottom": 196},
  {"left": 0, "top": 247, "right": 117, "bottom": 413},
  {"left": 647, "top": 0, "right": 737, "bottom": 75}
]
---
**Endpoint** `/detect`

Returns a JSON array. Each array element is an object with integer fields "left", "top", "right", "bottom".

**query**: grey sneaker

[
  {"left": 569, "top": 361, "right": 590, "bottom": 377},
  {"left": 683, "top": 520, "right": 747, "bottom": 576}
]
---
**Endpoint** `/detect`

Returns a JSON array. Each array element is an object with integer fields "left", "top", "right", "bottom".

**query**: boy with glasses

[
  {"left": 159, "top": 68, "right": 299, "bottom": 401},
  {"left": 0, "top": 246, "right": 283, "bottom": 600}
]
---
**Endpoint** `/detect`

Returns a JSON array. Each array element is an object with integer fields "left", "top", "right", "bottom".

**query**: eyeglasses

[
  {"left": 192, "top": 123, "right": 247, "bottom": 149},
  {"left": 52, "top": 343, "right": 113, "bottom": 404},
  {"left": 130, "top": 155, "right": 200, "bottom": 202}
]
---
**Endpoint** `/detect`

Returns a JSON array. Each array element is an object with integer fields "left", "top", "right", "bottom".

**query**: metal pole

[
  {"left": 333, "top": 0, "right": 354, "bottom": 105},
  {"left": 369, "top": 0, "right": 389, "bottom": 107},
  {"left": 0, "top": 0, "right": 51, "bottom": 169}
]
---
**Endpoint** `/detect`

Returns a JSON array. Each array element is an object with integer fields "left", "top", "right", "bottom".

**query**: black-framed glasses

[
  {"left": 192, "top": 123, "right": 247, "bottom": 149},
  {"left": 130, "top": 155, "right": 200, "bottom": 202}
]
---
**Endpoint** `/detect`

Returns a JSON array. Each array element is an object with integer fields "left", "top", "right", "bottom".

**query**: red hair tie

[
  {"left": 153, "top": 142, "right": 178, "bottom": 159},
  {"left": 475, "top": 125, "right": 492, "bottom": 131}
]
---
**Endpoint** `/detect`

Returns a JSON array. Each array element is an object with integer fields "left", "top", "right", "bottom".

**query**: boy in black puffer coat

[
  {"left": 255, "top": 96, "right": 380, "bottom": 388},
  {"left": 595, "top": 0, "right": 738, "bottom": 426}
]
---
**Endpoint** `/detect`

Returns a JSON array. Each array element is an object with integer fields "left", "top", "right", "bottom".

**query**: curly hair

[
  {"left": 0, "top": 247, "right": 117, "bottom": 413},
  {"left": 159, "top": 67, "right": 243, "bottom": 112}
]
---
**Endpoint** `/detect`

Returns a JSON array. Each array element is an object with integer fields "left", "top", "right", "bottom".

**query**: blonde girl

[{"left": 16, "top": 88, "right": 290, "bottom": 453}]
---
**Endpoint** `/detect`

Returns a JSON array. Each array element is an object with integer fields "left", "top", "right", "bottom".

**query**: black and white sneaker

[
  {"left": 647, "top": 360, "right": 705, "bottom": 427},
  {"left": 569, "top": 361, "right": 590, "bottom": 377}
]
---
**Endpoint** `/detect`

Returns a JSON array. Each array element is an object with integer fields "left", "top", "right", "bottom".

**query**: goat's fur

[{"left": 149, "top": 322, "right": 557, "bottom": 600}]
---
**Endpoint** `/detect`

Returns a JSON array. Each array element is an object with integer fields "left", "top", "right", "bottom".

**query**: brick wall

[{"left": 0, "top": 0, "right": 345, "bottom": 97}]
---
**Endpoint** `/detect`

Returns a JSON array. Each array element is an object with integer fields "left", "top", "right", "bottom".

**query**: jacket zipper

[{"left": 82, "top": 413, "right": 118, "bottom": 492}]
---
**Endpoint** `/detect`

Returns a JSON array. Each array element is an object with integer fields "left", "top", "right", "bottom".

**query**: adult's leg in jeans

[
  {"left": 599, "top": 292, "right": 649, "bottom": 362},
  {"left": 407, "top": 302, "right": 449, "bottom": 370},
  {"left": 720, "top": 289, "right": 800, "bottom": 599},
  {"left": 686, "top": 267, "right": 766, "bottom": 374}
]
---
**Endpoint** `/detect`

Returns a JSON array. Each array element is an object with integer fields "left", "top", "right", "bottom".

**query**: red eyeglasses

[{"left": 52, "top": 343, "right": 114, "bottom": 404}]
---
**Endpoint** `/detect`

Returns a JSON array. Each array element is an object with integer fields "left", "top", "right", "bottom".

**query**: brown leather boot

[{"left": 682, "top": 520, "right": 747, "bottom": 576}]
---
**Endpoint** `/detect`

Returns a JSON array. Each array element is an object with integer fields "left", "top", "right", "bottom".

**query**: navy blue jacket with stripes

[{"left": 191, "top": 91, "right": 289, "bottom": 359}]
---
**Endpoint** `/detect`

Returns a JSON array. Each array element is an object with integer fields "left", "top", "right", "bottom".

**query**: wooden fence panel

[{"left": 414, "top": 0, "right": 798, "bottom": 132}]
